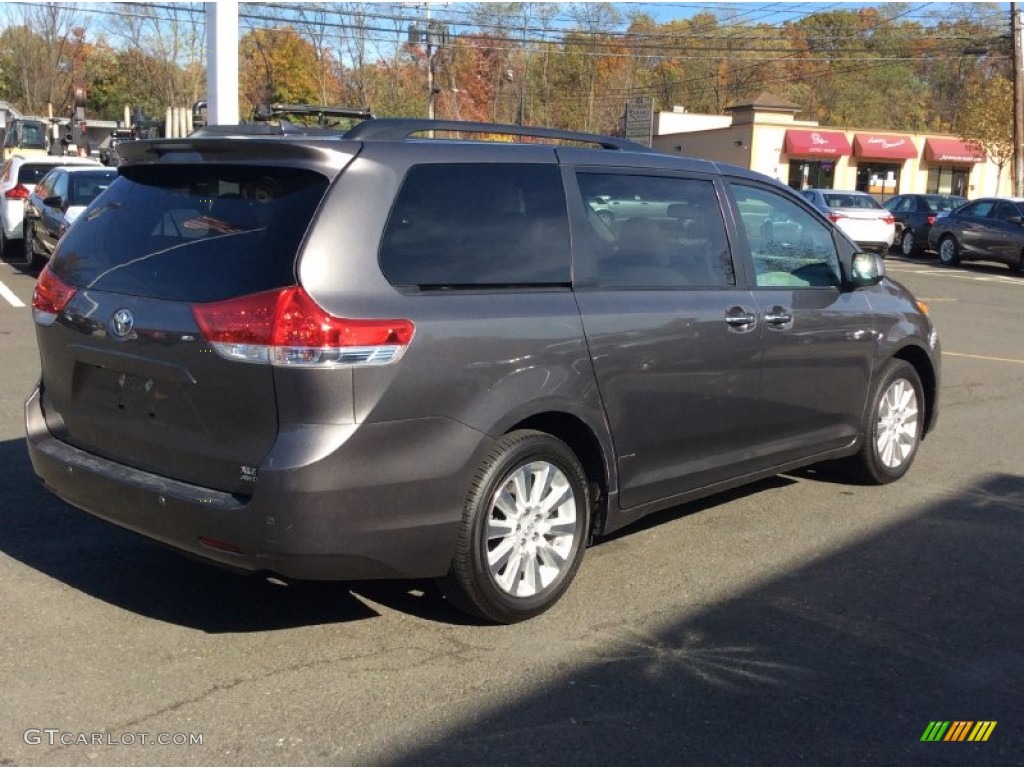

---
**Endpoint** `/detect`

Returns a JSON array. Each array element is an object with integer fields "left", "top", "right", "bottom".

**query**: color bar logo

[{"left": 921, "top": 721, "right": 996, "bottom": 742}]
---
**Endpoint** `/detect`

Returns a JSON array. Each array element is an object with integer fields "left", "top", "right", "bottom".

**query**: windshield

[{"left": 68, "top": 171, "right": 118, "bottom": 206}]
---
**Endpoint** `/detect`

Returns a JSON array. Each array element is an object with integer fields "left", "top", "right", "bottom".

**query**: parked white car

[
  {"left": 801, "top": 188, "right": 896, "bottom": 253},
  {"left": 0, "top": 154, "right": 101, "bottom": 260}
]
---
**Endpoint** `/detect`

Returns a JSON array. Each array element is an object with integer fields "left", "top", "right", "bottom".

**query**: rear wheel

[
  {"left": 938, "top": 235, "right": 961, "bottom": 266},
  {"left": 23, "top": 222, "right": 35, "bottom": 266},
  {"left": 842, "top": 359, "right": 924, "bottom": 484},
  {"left": 900, "top": 228, "right": 919, "bottom": 257},
  {"left": 442, "top": 430, "right": 590, "bottom": 623}
]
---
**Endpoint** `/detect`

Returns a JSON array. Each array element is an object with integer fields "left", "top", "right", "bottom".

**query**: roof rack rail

[
  {"left": 343, "top": 119, "right": 652, "bottom": 151},
  {"left": 252, "top": 103, "right": 373, "bottom": 126}
]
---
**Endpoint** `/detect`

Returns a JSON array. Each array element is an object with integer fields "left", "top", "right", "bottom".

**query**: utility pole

[
  {"left": 1014, "top": 3, "right": 1024, "bottom": 196},
  {"left": 409, "top": 7, "right": 448, "bottom": 120},
  {"left": 426, "top": 4, "right": 435, "bottom": 120}
]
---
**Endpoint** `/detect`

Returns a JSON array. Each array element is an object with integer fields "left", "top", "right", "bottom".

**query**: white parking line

[
  {"left": 887, "top": 264, "right": 1024, "bottom": 285},
  {"left": 0, "top": 279, "right": 26, "bottom": 307}
]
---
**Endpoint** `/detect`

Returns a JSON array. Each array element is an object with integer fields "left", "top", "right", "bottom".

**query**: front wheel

[
  {"left": 442, "top": 430, "right": 591, "bottom": 623},
  {"left": 843, "top": 359, "right": 924, "bottom": 484},
  {"left": 938, "top": 235, "right": 961, "bottom": 266},
  {"left": 1012, "top": 248, "right": 1024, "bottom": 274}
]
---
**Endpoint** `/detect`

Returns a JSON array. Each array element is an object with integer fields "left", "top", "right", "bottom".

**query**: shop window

[
  {"left": 787, "top": 160, "right": 836, "bottom": 191},
  {"left": 926, "top": 166, "right": 969, "bottom": 197},
  {"left": 855, "top": 163, "right": 900, "bottom": 200}
]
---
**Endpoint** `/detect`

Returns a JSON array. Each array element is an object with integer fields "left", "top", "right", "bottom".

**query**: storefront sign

[
  {"left": 784, "top": 129, "right": 851, "bottom": 156},
  {"left": 923, "top": 138, "right": 985, "bottom": 163},
  {"left": 854, "top": 133, "right": 917, "bottom": 160}
]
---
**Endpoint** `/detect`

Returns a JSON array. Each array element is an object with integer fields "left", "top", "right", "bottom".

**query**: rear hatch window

[
  {"left": 37, "top": 164, "right": 331, "bottom": 494},
  {"left": 18, "top": 164, "right": 62, "bottom": 186},
  {"left": 50, "top": 164, "right": 329, "bottom": 301}
]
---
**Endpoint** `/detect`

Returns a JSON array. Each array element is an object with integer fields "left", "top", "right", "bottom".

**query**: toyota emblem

[{"left": 109, "top": 308, "right": 135, "bottom": 339}]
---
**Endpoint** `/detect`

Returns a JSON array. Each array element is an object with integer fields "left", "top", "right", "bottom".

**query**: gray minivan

[{"left": 26, "top": 119, "right": 940, "bottom": 623}]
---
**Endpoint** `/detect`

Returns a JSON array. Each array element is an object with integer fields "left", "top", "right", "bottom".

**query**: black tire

[
  {"left": 441, "top": 430, "right": 591, "bottom": 624},
  {"left": 900, "top": 228, "right": 919, "bottom": 257},
  {"left": 842, "top": 359, "right": 924, "bottom": 485},
  {"left": 1011, "top": 248, "right": 1024, "bottom": 274},
  {"left": 937, "top": 234, "right": 961, "bottom": 266},
  {"left": 22, "top": 220, "right": 47, "bottom": 269},
  {"left": 0, "top": 228, "right": 12, "bottom": 262}
]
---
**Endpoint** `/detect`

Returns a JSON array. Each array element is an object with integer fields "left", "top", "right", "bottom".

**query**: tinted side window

[
  {"left": 380, "top": 164, "right": 570, "bottom": 288},
  {"left": 35, "top": 171, "right": 56, "bottom": 199},
  {"left": 994, "top": 201, "right": 1020, "bottom": 222},
  {"left": 730, "top": 182, "right": 841, "bottom": 288},
  {"left": 51, "top": 172, "right": 69, "bottom": 201},
  {"left": 961, "top": 201, "right": 995, "bottom": 219},
  {"left": 576, "top": 173, "right": 734, "bottom": 288}
]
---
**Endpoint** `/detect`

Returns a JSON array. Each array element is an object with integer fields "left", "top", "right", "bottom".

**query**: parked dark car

[
  {"left": 883, "top": 193, "right": 967, "bottom": 257},
  {"left": 26, "top": 119, "right": 941, "bottom": 624},
  {"left": 927, "top": 197, "right": 1024, "bottom": 271},
  {"left": 23, "top": 165, "right": 118, "bottom": 265}
]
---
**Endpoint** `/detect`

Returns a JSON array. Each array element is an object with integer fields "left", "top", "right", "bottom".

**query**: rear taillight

[
  {"left": 4, "top": 184, "right": 29, "bottom": 200},
  {"left": 192, "top": 286, "right": 415, "bottom": 367},
  {"left": 828, "top": 212, "right": 845, "bottom": 223},
  {"left": 32, "top": 265, "right": 78, "bottom": 326},
  {"left": 882, "top": 214, "right": 895, "bottom": 225},
  {"left": 927, "top": 215, "right": 936, "bottom": 226}
]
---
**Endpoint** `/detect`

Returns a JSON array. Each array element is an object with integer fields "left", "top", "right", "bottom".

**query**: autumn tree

[
  {"left": 101, "top": 2, "right": 205, "bottom": 114},
  {"left": 0, "top": 3, "right": 86, "bottom": 116},
  {"left": 958, "top": 74, "right": 1013, "bottom": 195},
  {"left": 239, "top": 27, "right": 340, "bottom": 116}
]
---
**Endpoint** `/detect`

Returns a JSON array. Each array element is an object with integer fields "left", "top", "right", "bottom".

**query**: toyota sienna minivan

[{"left": 26, "top": 119, "right": 940, "bottom": 623}]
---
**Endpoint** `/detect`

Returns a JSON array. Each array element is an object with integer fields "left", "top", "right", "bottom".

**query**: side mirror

[
  {"left": 43, "top": 195, "right": 63, "bottom": 209},
  {"left": 849, "top": 251, "right": 885, "bottom": 287},
  {"left": 1007, "top": 215, "right": 1023, "bottom": 226}
]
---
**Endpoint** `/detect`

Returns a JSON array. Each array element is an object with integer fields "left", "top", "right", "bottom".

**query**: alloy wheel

[
  {"left": 485, "top": 460, "right": 578, "bottom": 598},
  {"left": 875, "top": 378, "right": 919, "bottom": 470}
]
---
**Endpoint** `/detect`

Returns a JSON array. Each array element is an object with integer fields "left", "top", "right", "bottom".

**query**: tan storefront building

[{"left": 652, "top": 94, "right": 1007, "bottom": 200}]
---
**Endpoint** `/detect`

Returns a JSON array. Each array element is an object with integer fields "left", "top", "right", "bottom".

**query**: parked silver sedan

[{"left": 801, "top": 188, "right": 896, "bottom": 253}]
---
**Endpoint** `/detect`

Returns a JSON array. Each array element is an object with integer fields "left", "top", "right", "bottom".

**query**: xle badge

[{"left": 240, "top": 465, "right": 258, "bottom": 483}]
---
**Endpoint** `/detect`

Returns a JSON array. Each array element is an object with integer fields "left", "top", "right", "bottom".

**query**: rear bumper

[
  {"left": 855, "top": 240, "right": 893, "bottom": 254},
  {"left": 25, "top": 386, "right": 484, "bottom": 581}
]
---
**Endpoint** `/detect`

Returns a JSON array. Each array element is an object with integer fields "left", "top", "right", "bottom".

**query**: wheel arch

[
  {"left": 508, "top": 411, "right": 611, "bottom": 539},
  {"left": 892, "top": 344, "right": 938, "bottom": 437}
]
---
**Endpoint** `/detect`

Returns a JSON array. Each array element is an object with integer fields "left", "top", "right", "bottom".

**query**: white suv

[{"left": 0, "top": 154, "right": 100, "bottom": 261}]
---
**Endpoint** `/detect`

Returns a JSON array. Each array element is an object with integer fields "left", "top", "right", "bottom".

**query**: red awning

[
  {"left": 854, "top": 133, "right": 917, "bottom": 160},
  {"left": 784, "top": 129, "right": 851, "bottom": 156},
  {"left": 924, "top": 138, "right": 985, "bottom": 164}
]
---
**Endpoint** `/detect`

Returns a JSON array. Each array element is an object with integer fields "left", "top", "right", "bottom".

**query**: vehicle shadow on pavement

[
  {"left": 0, "top": 437, "right": 477, "bottom": 631},
  {"left": 0, "top": 436, "right": 806, "bottom": 631},
  {"left": 381, "top": 472, "right": 1024, "bottom": 767}
]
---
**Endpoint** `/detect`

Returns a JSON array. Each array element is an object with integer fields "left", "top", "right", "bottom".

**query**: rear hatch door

[{"left": 34, "top": 140, "right": 355, "bottom": 495}]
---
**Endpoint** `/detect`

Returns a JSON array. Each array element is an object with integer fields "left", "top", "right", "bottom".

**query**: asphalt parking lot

[{"left": 1, "top": 255, "right": 1022, "bottom": 766}]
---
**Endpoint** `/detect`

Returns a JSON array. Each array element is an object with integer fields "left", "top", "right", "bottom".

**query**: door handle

[
  {"left": 724, "top": 307, "right": 757, "bottom": 329},
  {"left": 763, "top": 307, "right": 793, "bottom": 327}
]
